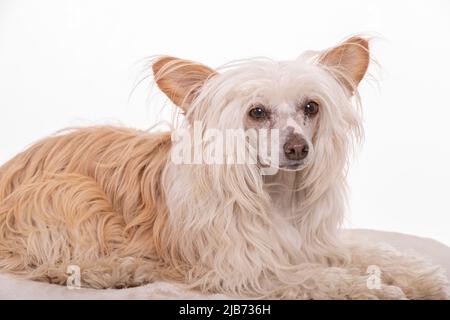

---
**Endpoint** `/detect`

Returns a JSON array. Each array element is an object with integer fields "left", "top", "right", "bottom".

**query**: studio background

[{"left": 1, "top": 0, "right": 449, "bottom": 245}]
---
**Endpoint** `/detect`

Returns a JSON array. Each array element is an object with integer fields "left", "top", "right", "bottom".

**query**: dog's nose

[{"left": 283, "top": 137, "right": 309, "bottom": 161}]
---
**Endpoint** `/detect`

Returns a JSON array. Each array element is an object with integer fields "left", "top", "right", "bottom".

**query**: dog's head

[{"left": 153, "top": 37, "right": 369, "bottom": 172}]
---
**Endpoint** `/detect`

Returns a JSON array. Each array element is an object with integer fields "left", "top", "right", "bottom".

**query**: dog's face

[
  {"left": 153, "top": 37, "right": 369, "bottom": 171},
  {"left": 241, "top": 76, "right": 321, "bottom": 170}
]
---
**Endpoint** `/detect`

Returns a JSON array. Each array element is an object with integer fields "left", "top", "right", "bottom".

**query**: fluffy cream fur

[{"left": 0, "top": 37, "right": 448, "bottom": 299}]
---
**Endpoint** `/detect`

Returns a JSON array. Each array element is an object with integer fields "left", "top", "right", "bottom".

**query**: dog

[{"left": 0, "top": 36, "right": 448, "bottom": 299}]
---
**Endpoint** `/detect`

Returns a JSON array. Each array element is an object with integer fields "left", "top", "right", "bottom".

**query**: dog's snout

[{"left": 283, "top": 136, "right": 309, "bottom": 161}]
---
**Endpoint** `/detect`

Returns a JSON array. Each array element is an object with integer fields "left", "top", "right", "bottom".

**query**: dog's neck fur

[{"left": 264, "top": 170, "right": 302, "bottom": 217}]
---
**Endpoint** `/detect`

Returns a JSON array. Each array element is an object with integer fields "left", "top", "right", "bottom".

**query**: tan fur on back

[{"left": 0, "top": 127, "right": 173, "bottom": 288}]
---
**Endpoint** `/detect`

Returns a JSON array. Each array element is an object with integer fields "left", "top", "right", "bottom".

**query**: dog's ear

[
  {"left": 152, "top": 56, "right": 217, "bottom": 111},
  {"left": 318, "top": 36, "right": 370, "bottom": 94}
]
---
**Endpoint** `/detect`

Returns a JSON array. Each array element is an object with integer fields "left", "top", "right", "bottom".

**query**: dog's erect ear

[
  {"left": 318, "top": 36, "right": 370, "bottom": 94},
  {"left": 152, "top": 56, "right": 217, "bottom": 111}
]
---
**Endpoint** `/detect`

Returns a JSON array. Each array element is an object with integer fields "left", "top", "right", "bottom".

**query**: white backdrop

[{"left": 1, "top": 0, "right": 449, "bottom": 245}]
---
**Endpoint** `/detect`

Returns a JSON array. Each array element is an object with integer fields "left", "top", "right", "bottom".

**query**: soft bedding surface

[{"left": 0, "top": 229, "right": 449, "bottom": 300}]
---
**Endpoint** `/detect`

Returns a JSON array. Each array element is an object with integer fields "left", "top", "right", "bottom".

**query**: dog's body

[{"left": 0, "top": 37, "right": 448, "bottom": 299}]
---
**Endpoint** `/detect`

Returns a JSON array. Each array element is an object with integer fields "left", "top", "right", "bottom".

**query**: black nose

[{"left": 283, "top": 136, "right": 309, "bottom": 161}]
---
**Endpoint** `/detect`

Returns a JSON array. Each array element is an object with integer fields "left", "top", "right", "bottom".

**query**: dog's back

[{"left": 0, "top": 126, "right": 172, "bottom": 287}]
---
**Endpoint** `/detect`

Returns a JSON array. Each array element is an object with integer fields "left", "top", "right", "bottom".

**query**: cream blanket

[{"left": 1, "top": 229, "right": 449, "bottom": 300}]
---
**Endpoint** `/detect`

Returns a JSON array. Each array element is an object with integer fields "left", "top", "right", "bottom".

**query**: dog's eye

[
  {"left": 248, "top": 106, "right": 267, "bottom": 119},
  {"left": 303, "top": 101, "right": 319, "bottom": 117}
]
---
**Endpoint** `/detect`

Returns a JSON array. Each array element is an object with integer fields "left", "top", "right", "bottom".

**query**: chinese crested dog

[{"left": 0, "top": 36, "right": 448, "bottom": 299}]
